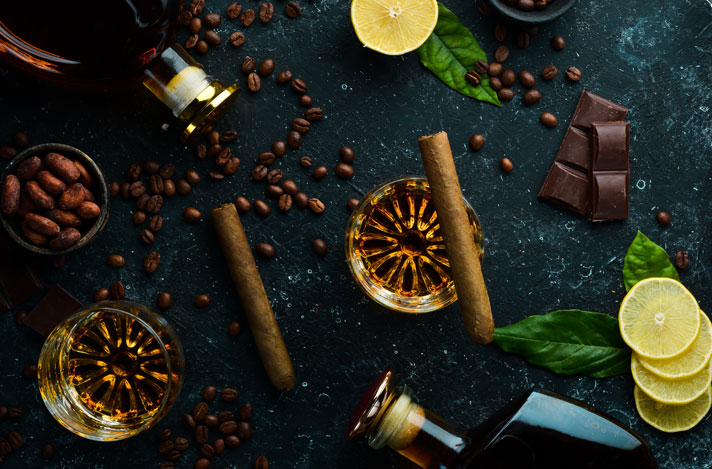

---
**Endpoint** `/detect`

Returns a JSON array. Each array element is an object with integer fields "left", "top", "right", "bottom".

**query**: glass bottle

[
  {"left": 0, "top": 0, "right": 238, "bottom": 143},
  {"left": 348, "top": 369, "right": 658, "bottom": 468}
]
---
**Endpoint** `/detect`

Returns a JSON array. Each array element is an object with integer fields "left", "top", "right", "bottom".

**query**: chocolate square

[
  {"left": 557, "top": 127, "right": 592, "bottom": 173},
  {"left": 590, "top": 172, "right": 629, "bottom": 221},
  {"left": 25, "top": 285, "right": 83, "bottom": 337},
  {"left": 591, "top": 122, "right": 629, "bottom": 171},
  {"left": 538, "top": 162, "right": 590, "bottom": 215},
  {"left": 571, "top": 90, "right": 629, "bottom": 130}
]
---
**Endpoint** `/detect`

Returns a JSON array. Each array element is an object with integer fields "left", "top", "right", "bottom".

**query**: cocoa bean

[
  {"left": 24, "top": 213, "right": 60, "bottom": 236},
  {"left": 21, "top": 220, "right": 48, "bottom": 245},
  {"left": 1, "top": 174, "right": 21, "bottom": 216},
  {"left": 36, "top": 170, "right": 66, "bottom": 195},
  {"left": 73, "top": 160, "right": 93, "bottom": 187},
  {"left": 16, "top": 156, "right": 42, "bottom": 180},
  {"left": 58, "top": 183, "right": 86, "bottom": 210},
  {"left": 45, "top": 153, "right": 80, "bottom": 183},
  {"left": 76, "top": 201, "right": 101, "bottom": 219},
  {"left": 25, "top": 181, "right": 55, "bottom": 210},
  {"left": 44, "top": 209, "right": 82, "bottom": 227},
  {"left": 48, "top": 227, "right": 81, "bottom": 250}
]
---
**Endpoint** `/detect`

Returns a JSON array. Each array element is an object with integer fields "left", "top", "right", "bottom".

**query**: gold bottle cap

[
  {"left": 179, "top": 80, "right": 239, "bottom": 144},
  {"left": 347, "top": 368, "right": 396, "bottom": 440}
]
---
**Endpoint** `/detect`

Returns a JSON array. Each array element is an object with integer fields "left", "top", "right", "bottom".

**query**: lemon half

[
  {"left": 619, "top": 278, "right": 700, "bottom": 359},
  {"left": 351, "top": 0, "right": 438, "bottom": 55},
  {"left": 634, "top": 385, "right": 711, "bottom": 433},
  {"left": 631, "top": 354, "right": 712, "bottom": 405}
]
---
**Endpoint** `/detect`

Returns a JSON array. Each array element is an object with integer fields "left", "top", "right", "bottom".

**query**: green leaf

[
  {"left": 493, "top": 310, "right": 631, "bottom": 378},
  {"left": 416, "top": 3, "right": 500, "bottom": 106},
  {"left": 622, "top": 231, "right": 680, "bottom": 291}
]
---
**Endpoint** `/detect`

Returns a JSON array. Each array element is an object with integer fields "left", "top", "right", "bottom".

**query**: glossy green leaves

[{"left": 622, "top": 231, "right": 680, "bottom": 291}]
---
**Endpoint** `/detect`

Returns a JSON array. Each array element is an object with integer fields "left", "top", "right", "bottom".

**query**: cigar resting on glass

[
  {"left": 418, "top": 131, "right": 495, "bottom": 344},
  {"left": 211, "top": 203, "right": 295, "bottom": 392}
]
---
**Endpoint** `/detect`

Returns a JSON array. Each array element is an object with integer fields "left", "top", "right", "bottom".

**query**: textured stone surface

[{"left": 0, "top": 0, "right": 711, "bottom": 467}]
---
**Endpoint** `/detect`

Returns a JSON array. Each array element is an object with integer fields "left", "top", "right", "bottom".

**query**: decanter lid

[{"left": 347, "top": 368, "right": 396, "bottom": 440}]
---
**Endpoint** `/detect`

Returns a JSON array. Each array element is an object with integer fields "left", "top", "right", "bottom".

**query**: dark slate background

[{"left": 1, "top": 0, "right": 711, "bottom": 467}]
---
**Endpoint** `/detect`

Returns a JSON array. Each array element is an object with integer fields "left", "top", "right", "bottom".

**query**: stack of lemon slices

[{"left": 620, "top": 277, "right": 712, "bottom": 432}]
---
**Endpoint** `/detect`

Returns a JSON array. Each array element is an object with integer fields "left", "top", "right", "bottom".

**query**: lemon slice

[
  {"left": 638, "top": 311, "right": 712, "bottom": 380},
  {"left": 634, "top": 385, "right": 711, "bottom": 432},
  {"left": 351, "top": 0, "right": 438, "bottom": 55},
  {"left": 619, "top": 278, "right": 700, "bottom": 359},
  {"left": 631, "top": 354, "right": 712, "bottom": 404}
]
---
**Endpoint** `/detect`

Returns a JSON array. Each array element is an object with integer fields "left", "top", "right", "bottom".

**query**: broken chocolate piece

[
  {"left": 25, "top": 285, "right": 82, "bottom": 337},
  {"left": 0, "top": 230, "right": 44, "bottom": 313}
]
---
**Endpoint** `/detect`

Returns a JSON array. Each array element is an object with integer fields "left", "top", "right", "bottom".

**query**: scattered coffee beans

[
  {"left": 522, "top": 89, "right": 541, "bottom": 105},
  {"left": 540, "top": 112, "right": 558, "bottom": 128},
  {"left": 111, "top": 281, "right": 125, "bottom": 300},
  {"left": 655, "top": 211, "right": 671, "bottom": 226},
  {"left": 195, "top": 294, "right": 211, "bottom": 308},
  {"left": 235, "top": 196, "right": 251, "bottom": 213},
  {"left": 518, "top": 70, "right": 535, "bottom": 88},
  {"left": 107, "top": 254, "right": 125, "bottom": 268},
  {"left": 566, "top": 66, "right": 582, "bottom": 82},
  {"left": 183, "top": 207, "right": 202, "bottom": 223},
  {"left": 675, "top": 251, "right": 690, "bottom": 269},
  {"left": 335, "top": 162, "right": 354, "bottom": 179},
  {"left": 501, "top": 69, "right": 515, "bottom": 87},
  {"left": 157, "top": 292, "right": 172, "bottom": 309},
  {"left": 312, "top": 238, "right": 327, "bottom": 256},
  {"left": 469, "top": 134, "right": 484, "bottom": 152},
  {"left": 94, "top": 288, "right": 110, "bottom": 302},
  {"left": 500, "top": 157, "right": 514, "bottom": 173},
  {"left": 228, "top": 321, "right": 241, "bottom": 337},
  {"left": 144, "top": 251, "right": 161, "bottom": 274},
  {"left": 541, "top": 65, "right": 557, "bottom": 80},
  {"left": 551, "top": 35, "right": 565, "bottom": 51},
  {"left": 347, "top": 198, "right": 360, "bottom": 211},
  {"left": 255, "top": 242, "right": 275, "bottom": 259}
]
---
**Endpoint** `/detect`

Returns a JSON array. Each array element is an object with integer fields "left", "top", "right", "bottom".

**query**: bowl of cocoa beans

[
  {"left": 0, "top": 143, "right": 110, "bottom": 254},
  {"left": 480, "top": 0, "right": 577, "bottom": 24}
]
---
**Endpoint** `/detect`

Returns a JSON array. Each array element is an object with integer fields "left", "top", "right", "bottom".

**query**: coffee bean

[
  {"left": 469, "top": 134, "right": 484, "bottom": 152},
  {"left": 497, "top": 88, "right": 514, "bottom": 101},
  {"left": 149, "top": 174, "right": 164, "bottom": 194},
  {"left": 300, "top": 156, "right": 312, "bottom": 168},
  {"left": 236, "top": 421, "right": 252, "bottom": 440},
  {"left": 195, "top": 40, "right": 209, "bottom": 55},
  {"left": 181, "top": 170, "right": 199, "bottom": 186},
  {"left": 494, "top": 23, "right": 506, "bottom": 42},
  {"left": 220, "top": 130, "right": 238, "bottom": 144},
  {"left": 0, "top": 145, "right": 17, "bottom": 160},
  {"left": 128, "top": 181, "right": 146, "bottom": 198},
  {"left": 158, "top": 440, "right": 175, "bottom": 455},
  {"left": 235, "top": 197, "right": 251, "bottom": 213},
  {"left": 215, "top": 148, "right": 232, "bottom": 167},
  {"left": 195, "top": 294, "right": 211, "bottom": 308},
  {"left": 193, "top": 401, "right": 209, "bottom": 421},
  {"left": 176, "top": 178, "right": 192, "bottom": 195},
  {"left": 110, "top": 181, "right": 120, "bottom": 197},
  {"left": 227, "top": 2, "right": 243, "bottom": 19},
  {"left": 94, "top": 288, "right": 110, "bottom": 302},
  {"left": 285, "top": 1, "right": 301, "bottom": 18},
  {"left": 288, "top": 130, "right": 302, "bottom": 149},
  {"left": 240, "top": 8, "right": 256, "bottom": 27},
  {"left": 335, "top": 162, "right": 354, "bottom": 179},
  {"left": 223, "top": 157, "right": 241, "bottom": 176},
  {"left": 111, "top": 281, "right": 125, "bottom": 300},
  {"left": 141, "top": 228, "right": 155, "bottom": 245},
  {"left": 144, "top": 251, "right": 161, "bottom": 274},
  {"left": 489, "top": 76, "right": 502, "bottom": 91},
  {"left": 258, "top": 59, "right": 275, "bottom": 77},
  {"left": 312, "top": 238, "right": 327, "bottom": 256},
  {"left": 518, "top": 70, "right": 535, "bottom": 88},
  {"left": 276, "top": 70, "right": 293, "bottom": 84},
  {"left": 540, "top": 112, "right": 558, "bottom": 128},
  {"left": 539, "top": 65, "right": 558, "bottom": 82},
  {"left": 304, "top": 107, "right": 323, "bottom": 122},
  {"left": 132, "top": 210, "right": 147, "bottom": 226},
  {"left": 313, "top": 166, "right": 328, "bottom": 180},
  {"left": 202, "top": 414, "right": 219, "bottom": 428},
  {"left": 107, "top": 254, "right": 125, "bottom": 268},
  {"left": 228, "top": 321, "right": 241, "bottom": 337},
  {"left": 0, "top": 406, "right": 7, "bottom": 420},
  {"left": 500, "top": 157, "right": 514, "bottom": 173},
  {"left": 252, "top": 165, "right": 268, "bottom": 181},
  {"left": 195, "top": 458, "right": 211, "bottom": 469},
  {"left": 195, "top": 425, "right": 209, "bottom": 444},
  {"left": 230, "top": 31, "right": 246, "bottom": 47},
  {"left": 308, "top": 198, "right": 325, "bottom": 214},
  {"left": 219, "top": 420, "right": 238, "bottom": 435},
  {"left": 188, "top": 17, "right": 202, "bottom": 34},
  {"left": 551, "top": 35, "right": 565, "bottom": 51},
  {"left": 655, "top": 211, "right": 671, "bottom": 226},
  {"left": 300, "top": 95, "right": 313, "bottom": 107},
  {"left": 201, "top": 385, "right": 218, "bottom": 403},
  {"left": 272, "top": 141, "right": 287, "bottom": 157},
  {"left": 195, "top": 144, "right": 208, "bottom": 160},
  {"left": 150, "top": 215, "right": 163, "bottom": 232},
  {"left": 515, "top": 31, "right": 530, "bottom": 49},
  {"left": 347, "top": 198, "right": 360, "bottom": 211},
  {"left": 200, "top": 443, "right": 215, "bottom": 459},
  {"left": 290, "top": 78, "right": 307, "bottom": 94},
  {"left": 259, "top": 2, "right": 275, "bottom": 22},
  {"left": 175, "top": 437, "right": 189, "bottom": 451},
  {"left": 255, "top": 242, "right": 275, "bottom": 259},
  {"left": 494, "top": 45, "right": 509, "bottom": 63},
  {"left": 247, "top": 72, "right": 261, "bottom": 92},
  {"left": 474, "top": 59, "right": 489, "bottom": 75},
  {"left": 566, "top": 66, "right": 582, "bottom": 82},
  {"left": 41, "top": 443, "right": 55, "bottom": 460},
  {"left": 0, "top": 439, "right": 10, "bottom": 457},
  {"left": 254, "top": 199, "right": 270, "bottom": 216},
  {"left": 225, "top": 435, "right": 240, "bottom": 448},
  {"left": 293, "top": 117, "right": 311, "bottom": 133},
  {"left": 213, "top": 438, "right": 225, "bottom": 455},
  {"left": 157, "top": 292, "right": 172, "bottom": 309},
  {"left": 136, "top": 194, "right": 150, "bottom": 212},
  {"left": 278, "top": 194, "right": 293, "bottom": 211},
  {"left": 126, "top": 163, "right": 141, "bottom": 181},
  {"left": 465, "top": 70, "right": 481, "bottom": 86},
  {"left": 7, "top": 431, "right": 23, "bottom": 450},
  {"left": 207, "top": 144, "right": 222, "bottom": 160},
  {"left": 204, "top": 12, "right": 221, "bottom": 28},
  {"left": 267, "top": 169, "right": 283, "bottom": 184},
  {"left": 501, "top": 69, "right": 515, "bottom": 87},
  {"left": 185, "top": 33, "right": 199, "bottom": 49},
  {"left": 257, "top": 152, "right": 276, "bottom": 166},
  {"left": 8, "top": 408, "right": 23, "bottom": 420},
  {"left": 184, "top": 414, "right": 197, "bottom": 429},
  {"left": 146, "top": 195, "right": 163, "bottom": 214},
  {"left": 183, "top": 207, "right": 202, "bottom": 223},
  {"left": 142, "top": 159, "right": 159, "bottom": 175},
  {"left": 522, "top": 89, "right": 541, "bottom": 105},
  {"left": 158, "top": 163, "right": 175, "bottom": 180},
  {"left": 675, "top": 251, "right": 690, "bottom": 269},
  {"left": 295, "top": 193, "right": 309, "bottom": 208},
  {"left": 22, "top": 364, "right": 37, "bottom": 378},
  {"left": 266, "top": 184, "right": 283, "bottom": 198},
  {"left": 255, "top": 456, "right": 269, "bottom": 469}
]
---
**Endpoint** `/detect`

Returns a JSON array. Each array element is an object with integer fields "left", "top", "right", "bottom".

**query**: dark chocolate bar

[
  {"left": 0, "top": 230, "right": 44, "bottom": 313},
  {"left": 539, "top": 90, "right": 628, "bottom": 216},
  {"left": 589, "top": 122, "right": 630, "bottom": 221},
  {"left": 25, "top": 285, "right": 83, "bottom": 337}
]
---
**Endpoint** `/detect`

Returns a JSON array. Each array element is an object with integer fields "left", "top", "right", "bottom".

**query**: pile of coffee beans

[
  {"left": 0, "top": 404, "right": 52, "bottom": 464},
  {"left": 180, "top": 0, "right": 302, "bottom": 55},
  {"left": 1, "top": 151, "right": 102, "bottom": 250},
  {"left": 157, "top": 385, "right": 262, "bottom": 468}
]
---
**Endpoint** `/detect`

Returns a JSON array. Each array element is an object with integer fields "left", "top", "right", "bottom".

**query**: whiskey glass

[
  {"left": 345, "top": 176, "right": 484, "bottom": 313},
  {"left": 37, "top": 301, "right": 184, "bottom": 441}
]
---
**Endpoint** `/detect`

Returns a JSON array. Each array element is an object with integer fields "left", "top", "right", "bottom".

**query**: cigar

[
  {"left": 418, "top": 131, "right": 494, "bottom": 344},
  {"left": 211, "top": 203, "right": 295, "bottom": 392}
]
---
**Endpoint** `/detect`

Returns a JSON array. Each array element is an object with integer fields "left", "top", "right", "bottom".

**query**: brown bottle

[
  {"left": 348, "top": 369, "right": 658, "bottom": 469},
  {"left": 0, "top": 0, "right": 238, "bottom": 143}
]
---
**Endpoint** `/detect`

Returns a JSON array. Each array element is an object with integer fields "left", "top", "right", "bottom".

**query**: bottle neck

[{"left": 369, "top": 390, "right": 468, "bottom": 469}]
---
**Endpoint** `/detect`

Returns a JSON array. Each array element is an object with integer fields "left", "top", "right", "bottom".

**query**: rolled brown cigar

[
  {"left": 211, "top": 203, "right": 295, "bottom": 391},
  {"left": 418, "top": 131, "right": 494, "bottom": 344}
]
